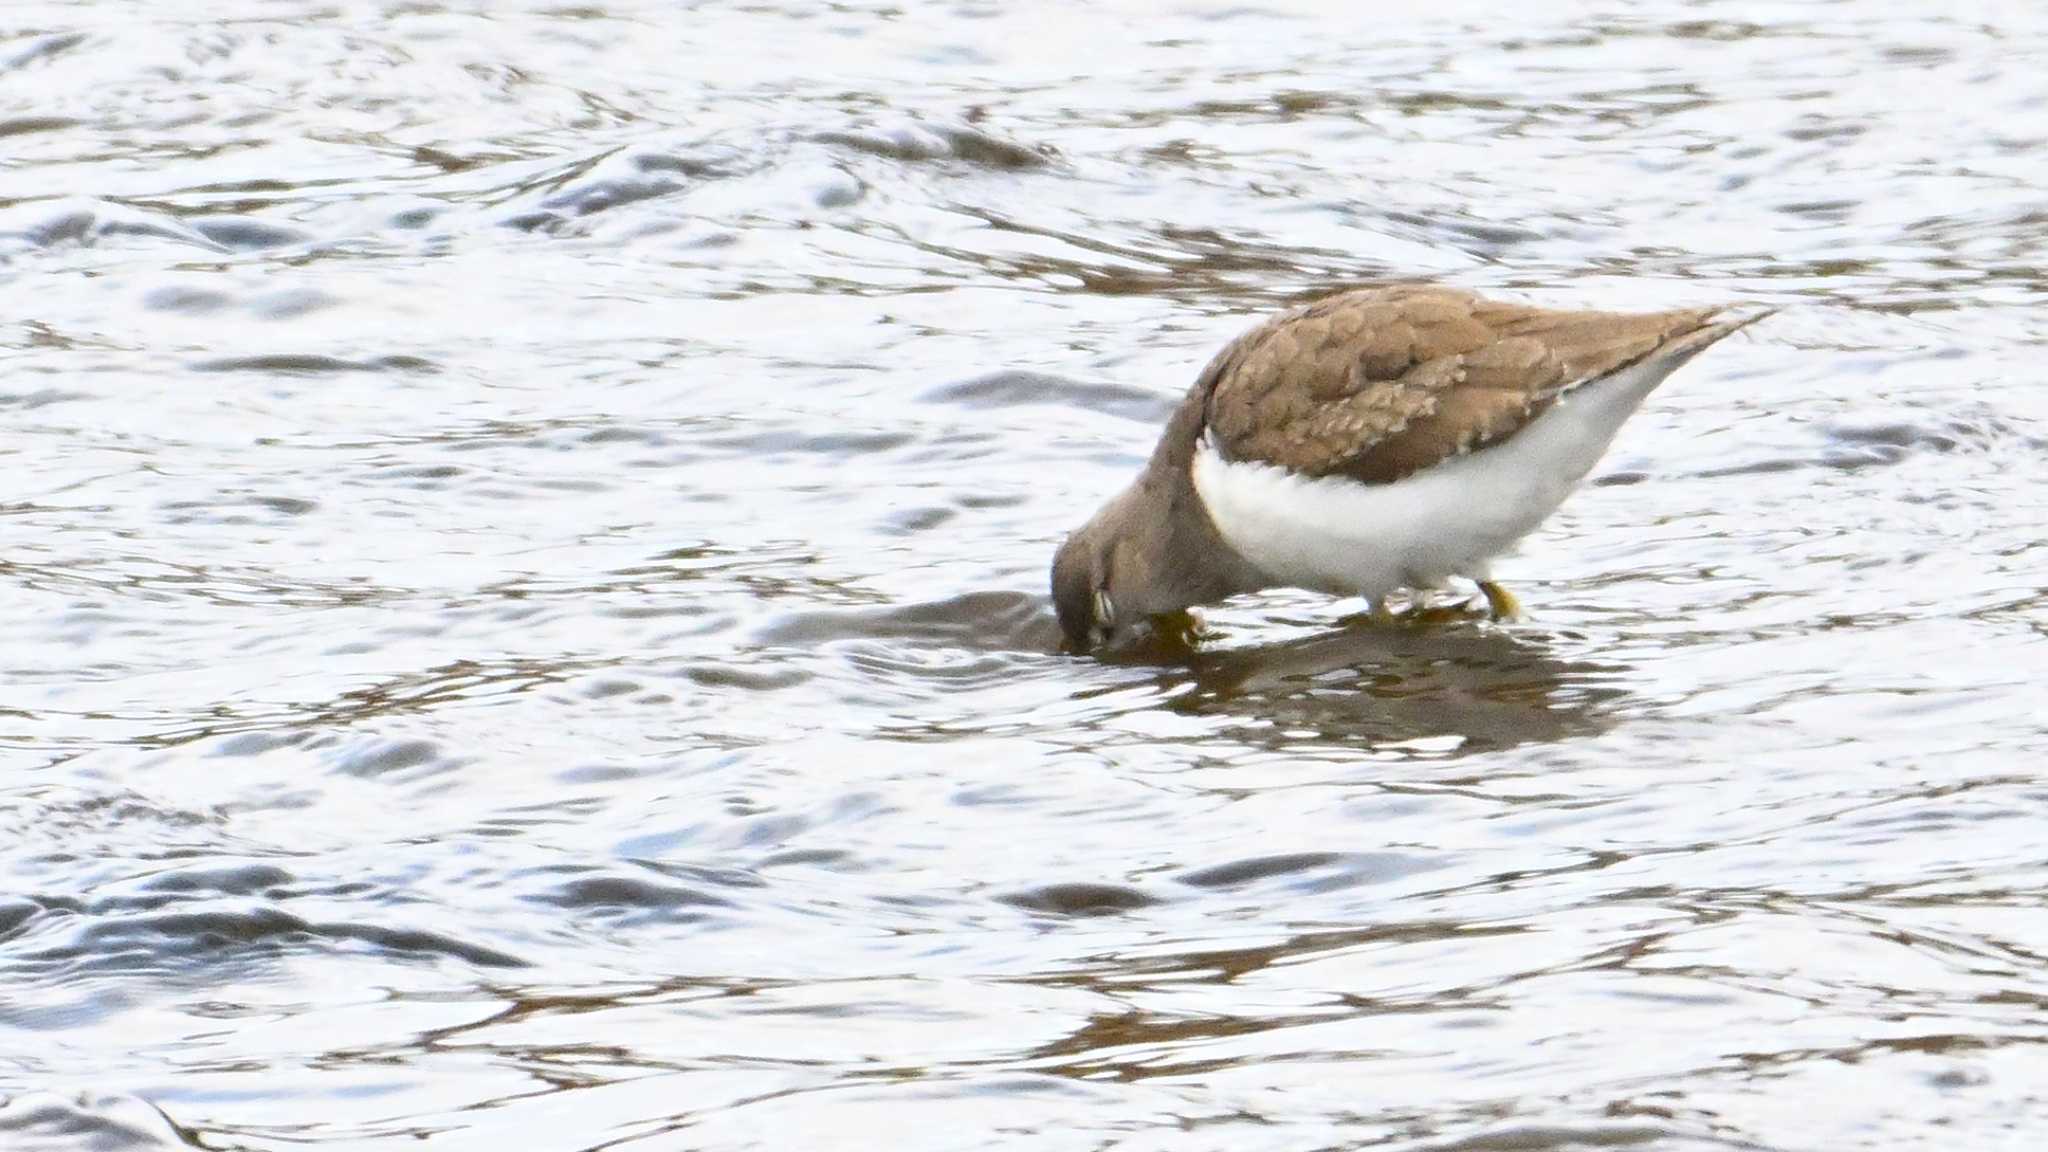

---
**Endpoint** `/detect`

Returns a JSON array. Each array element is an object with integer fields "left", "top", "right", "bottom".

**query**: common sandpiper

[{"left": 1050, "top": 284, "right": 1771, "bottom": 650}]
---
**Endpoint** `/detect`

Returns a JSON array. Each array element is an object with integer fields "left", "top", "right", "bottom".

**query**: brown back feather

[{"left": 1201, "top": 285, "right": 1722, "bottom": 484}]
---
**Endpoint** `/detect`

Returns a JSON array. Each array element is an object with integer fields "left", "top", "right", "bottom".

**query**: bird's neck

[{"left": 1121, "top": 383, "right": 1268, "bottom": 610}]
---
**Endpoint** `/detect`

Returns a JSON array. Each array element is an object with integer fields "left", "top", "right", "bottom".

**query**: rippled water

[{"left": 6, "top": 1, "right": 2048, "bottom": 1148}]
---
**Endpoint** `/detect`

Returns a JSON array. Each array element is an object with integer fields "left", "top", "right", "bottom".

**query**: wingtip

[
  {"left": 1709, "top": 304, "right": 1778, "bottom": 337},
  {"left": 1647, "top": 302, "right": 1775, "bottom": 369}
]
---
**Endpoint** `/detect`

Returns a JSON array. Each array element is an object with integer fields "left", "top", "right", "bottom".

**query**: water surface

[{"left": 6, "top": 1, "right": 2048, "bottom": 1149}]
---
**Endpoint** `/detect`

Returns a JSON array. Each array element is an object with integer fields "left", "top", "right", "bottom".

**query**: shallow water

[{"left": 6, "top": 1, "right": 2048, "bottom": 1148}]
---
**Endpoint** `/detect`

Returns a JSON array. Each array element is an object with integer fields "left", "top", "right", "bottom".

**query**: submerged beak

[{"left": 1059, "top": 622, "right": 1112, "bottom": 655}]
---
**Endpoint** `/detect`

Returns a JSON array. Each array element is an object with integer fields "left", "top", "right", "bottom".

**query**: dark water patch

[
  {"left": 543, "top": 174, "right": 682, "bottom": 218},
  {"left": 1818, "top": 409, "right": 2021, "bottom": 468},
  {"left": 681, "top": 228, "right": 738, "bottom": 250},
  {"left": 631, "top": 146, "right": 741, "bottom": 178},
  {"left": 373, "top": 462, "right": 466, "bottom": 482},
  {"left": 350, "top": 461, "right": 470, "bottom": 496},
  {"left": 529, "top": 476, "right": 613, "bottom": 494},
  {"left": 814, "top": 120, "right": 1052, "bottom": 170},
  {"left": 1819, "top": 424, "right": 1924, "bottom": 470},
  {"left": 1881, "top": 43, "right": 1956, "bottom": 65},
  {"left": 1271, "top": 88, "right": 1365, "bottom": 116},
  {"left": 598, "top": 602, "right": 729, "bottom": 624},
  {"left": 579, "top": 676, "right": 641, "bottom": 699},
  {"left": 1776, "top": 198, "right": 1859, "bottom": 223},
  {"left": 554, "top": 762, "right": 645, "bottom": 784},
  {"left": 141, "top": 286, "right": 231, "bottom": 314},
  {"left": 757, "top": 847, "right": 857, "bottom": 870},
  {"left": 1694, "top": 457, "right": 1805, "bottom": 479},
  {"left": 188, "top": 216, "right": 312, "bottom": 250},
  {"left": 754, "top": 589, "right": 1050, "bottom": 651},
  {"left": 878, "top": 506, "right": 956, "bottom": 536},
  {"left": 158, "top": 494, "right": 320, "bottom": 525},
  {"left": 0, "top": 388, "right": 92, "bottom": 410},
  {"left": 248, "top": 288, "right": 338, "bottom": 319},
  {"left": 581, "top": 425, "right": 669, "bottom": 446},
  {"left": 677, "top": 663, "right": 813, "bottom": 691},
  {"left": 513, "top": 141, "right": 741, "bottom": 229},
  {"left": 1665, "top": 18, "right": 1769, "bottom": 41},
  {"left": 1000, "top": 883, "right": 1162, "bottom": 917},
  {"left": 1189, "top": 89, "right": 1374, "bottom": 123},
  {"left": 64, "top": 906, "right": 528, "bottom": 969},
  {"left": 943, "top": 218, "right": 1317, "bottom": 301},
  {"left": 410, "top": 144, "right": 495, "bottom": 173},
  {"left": 389, "top": 203, "right": 443, "bottom": 229},
  {"left": 921, "top": 369, "right": 1176, "bottom": 423},
  {"left": 812, "top": 171, "right": 863, "bottom": 208},
  {"left": 190, "top": 353, "right": 437, "bottom": 375},
  {"left": 527, "top": 871, "right": 735, "bottom": 918},
  {"left": 8, "top": 203, "right": 91, "bottom": 243},
  {"left": 250, "top": 495, "right": 316, "bottom": 516},
  {"left": 4, "top": 32, "right": 90, "bottom": 72},
  {"left": 0, "top": 896, "right": 89, "bottom": 950},
  {"left": 1382, "top": 207, "right": 1547, "bottom": 252},
  {"left": 327, "top": 737, "right": 446, "bottom": 778},
  {"left": 0, "top": 898, "right": 42, "bottom": 939},
  {"left": 132, "top": 863, "right": 296, "bottom": 898},
  {"left": 502, "top": 209, "right": 562, "bottom": 233},
  {"left": 5, "top": 202, "right": 220, "bottom": 251},
  {"left": 205, "top": 731, "right": 302, "bottom": 758},
  {"left": 1782, "top": 115, "right": 1869, "bottom": 144},
  {"left": 605, "top": 542, "right": 750, "bottom": 578},
  {"left": 1151, "top": 224, "right": 1373, "bottom": 288},
  {"left": 0, "top": 1092, "right": 202, "bottom": 1152},
  {"left": 639, "top": 860, "right": 768, "bottom": 891},
  {"left": 1179, "top": 852, "right": 1347, "bottom": 888},
  {"left": 41, "top": 870, "right": 300, "bottom": 919},
  {"left": 1178, "top": 851, "right": 1438, "bottom": 893},
  {"left": 0, "top": 116, "right": 81, "bottom": 138}
]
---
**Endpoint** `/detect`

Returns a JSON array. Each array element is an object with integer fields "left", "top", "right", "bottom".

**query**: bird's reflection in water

[{"left": 1119, "top": 615, "right": 1631, "bottom": 758}]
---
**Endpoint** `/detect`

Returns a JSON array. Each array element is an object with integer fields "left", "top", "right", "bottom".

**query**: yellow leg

[{"left": 1478, "top": 580, "right": 1522, "bottom": 621}]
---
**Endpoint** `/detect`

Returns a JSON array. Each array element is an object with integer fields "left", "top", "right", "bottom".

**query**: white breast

[{"left": 1188, "top": 354, "right": 1679, "bottom": 601}]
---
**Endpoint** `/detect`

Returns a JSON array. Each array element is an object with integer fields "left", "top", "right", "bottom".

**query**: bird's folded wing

[{"left": 1201, "top": 285, "right": 1719, "bottom": 484}]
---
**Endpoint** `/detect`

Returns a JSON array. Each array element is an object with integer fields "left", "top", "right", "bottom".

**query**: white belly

[{"left": 1188, "top": 355, "right": 1674, "bottom": 601}]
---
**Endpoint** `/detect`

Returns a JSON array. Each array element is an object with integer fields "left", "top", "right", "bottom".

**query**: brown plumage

[{"left": 1202, "top": 285, "right": 1728, "bottom": 485}]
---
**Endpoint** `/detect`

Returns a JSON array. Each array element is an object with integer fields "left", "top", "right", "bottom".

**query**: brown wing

[{"left": 1201, "top": 285, "right": 1724, "bottom": 484}]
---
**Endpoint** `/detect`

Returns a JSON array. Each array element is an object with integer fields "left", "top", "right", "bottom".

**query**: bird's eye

[{"left": 1093, "top": 589, "right": 1116, "bottom": 627}]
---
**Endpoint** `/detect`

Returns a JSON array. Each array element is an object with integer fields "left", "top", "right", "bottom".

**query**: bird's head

[
  {"left": 1051, "top": 525, "right": 1117, "bottom": 652},
  {"left": 1050, "top": 484, "right": 1158, "bottom": 653}
]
